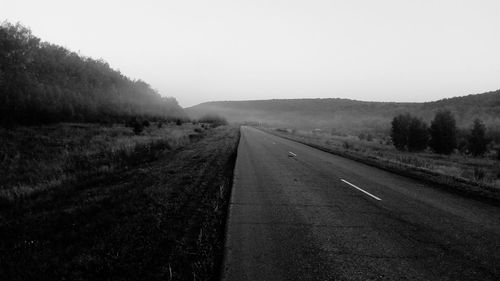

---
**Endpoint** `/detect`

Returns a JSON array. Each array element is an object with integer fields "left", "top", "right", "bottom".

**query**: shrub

[
  {"left": 407, "top": 117, "right": 429, "bottom": 152},
  {"left": 199, "top": 114, "right": 228, "bottom": 127},
  {"left": 429, "top": 110, "right": 457, "bottom": 154},
  {"left": 142, "top": 120, "right": 150, "bottom": 127},
  {"left": 391, "top": 114, "right": 411, "bottom": 150},
  {"left": 467, "top": 119, "right": 489, "bottom": 157},
  {"left": 176, "top": 119, "right": 182, "bottom": 126},
  {"left": 133, "top": 122, "right": 144, "bottom": 135},
  {"left": 125, "top": 117, "right": 144, "bottom": 135},
  {"left": 390, "top": 113, "right": 428, "bottom": 151}
]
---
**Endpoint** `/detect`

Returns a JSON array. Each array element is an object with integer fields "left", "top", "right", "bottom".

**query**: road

[{"left": 221, "top": 126, "right": 500, "bottom": 281}]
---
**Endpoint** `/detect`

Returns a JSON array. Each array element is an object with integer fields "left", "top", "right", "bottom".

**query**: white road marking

[
  {"left": 340, "top": 179, "right": 382, "bottom": 201},
  {"left": 288, "top": 151, "right": 297, "bottom": 157}
]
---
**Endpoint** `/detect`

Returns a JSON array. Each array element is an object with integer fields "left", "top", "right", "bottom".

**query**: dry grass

[
  {"left": 0, "top": 124, "right": 240, "bottom": 281},
  {"left": 0, "top": 122, "right": 205, "bottom": 203}
]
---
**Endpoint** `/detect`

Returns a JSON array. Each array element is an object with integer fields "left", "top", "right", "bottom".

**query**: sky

[{"left": 2, "top": 0, "right": 500, "bottom": 107}]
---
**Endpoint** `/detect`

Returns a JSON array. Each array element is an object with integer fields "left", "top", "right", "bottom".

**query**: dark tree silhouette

[
  {"left": 391, "top": 114, "right": 411, "bottom": 151},
  {"left": 198, "top": 114, "right": 228, "bottom": 127},
  {"left": 429, "top": 110, "right": 457, "bottom": 154},
  {"left": 0, "top": 22, "right": 186, "bottom": 126},
  {"left": 467, "top": 119, "right": 489, "bottom": 157},
  {"left": 407, "top": 117, "right": 429, "bottom": 152},
  {"left": 391, "top": 113, "right": 429, "bottom": 152}
]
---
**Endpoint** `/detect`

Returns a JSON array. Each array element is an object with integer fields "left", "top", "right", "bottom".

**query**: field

[
  {"left": 0, "top": 123, "right": 240, "bottom": 281},
  {"left": 0, "top": 123, "right": 201, "bottom": 203},
  {"left": 267, "top": 128, "right": 500, "bottom": 201}
]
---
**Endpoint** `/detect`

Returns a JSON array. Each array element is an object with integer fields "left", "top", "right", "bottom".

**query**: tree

[
  {"left": 391, "top": 114, "right": 411, "bottom": 151},
  {"left": 0, "top": 21, "right": 187, "bottom": 127},
  {"left": 407, "top": 117, "right": 429, "bottom": 152},
  {"left": 390, "top": 113, "right": 429, "bottom": 152},
  {"left": 467, "top": 119, "right": 489, "bottom": 157},
  {"left": 429, "top": 110, "right": 457, "bottom": 154}
]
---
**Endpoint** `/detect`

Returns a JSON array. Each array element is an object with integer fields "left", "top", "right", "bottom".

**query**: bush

[
  {"left": 390, "top": 113, "right": 428, "bottom": 152},
  {"left": 391, "top": 114, "right": 411, "bottom": 150},
  {"left": 429, "top": 110, "right": 457, "bottom": 154},
  {"left": 133, "top": 122, "right": 144, "bottom": 135},
  {"left": 407, "top": 117, "right": 429, "bottom": 152},
  {"left": 125, "top": 117, "right": 145, "bottom": 135},
  {"left": 467, "top": 119, "right": 489, "bottom": 157},
  {"left": 142, "top": 120, "right": 150, "bottom": 127},
  {"left": 199, "top": 114, "right": 228, "bottom": 127}
]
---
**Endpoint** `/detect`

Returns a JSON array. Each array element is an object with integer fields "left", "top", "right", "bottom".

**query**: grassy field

[
  {"left": 0, "top": 123, "right": 200, "bottom": 203},
  {"left": 0, "top": 123, "right": 240, "bottom": 281},
  {"left": 266, "top": 128, "right": 500, "bottom": 201}
]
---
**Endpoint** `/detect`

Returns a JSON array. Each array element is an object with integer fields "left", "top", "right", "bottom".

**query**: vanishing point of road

[{"left": 221, "top": 126, "right": 500, "bottom": 281}]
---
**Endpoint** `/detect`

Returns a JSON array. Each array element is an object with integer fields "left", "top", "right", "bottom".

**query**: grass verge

[
  {"left": 0, "top": 125, "right": 240, "bottom": 281},
  {"left": 0, "top": 123, "right": 203, "bottom": 203}
]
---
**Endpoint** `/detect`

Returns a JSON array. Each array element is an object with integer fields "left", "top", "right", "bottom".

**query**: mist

[{"left": 3, "top": 0, "right": 500, "bottom": 107}]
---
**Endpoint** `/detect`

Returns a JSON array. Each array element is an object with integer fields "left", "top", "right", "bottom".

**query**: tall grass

[{"left": 0, "top": 123, "right": 204, "bottom": 203}]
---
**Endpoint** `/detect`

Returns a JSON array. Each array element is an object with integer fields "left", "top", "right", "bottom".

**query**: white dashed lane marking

[{"left": 341, "top": 179, "right": 382, "bottom": 201}]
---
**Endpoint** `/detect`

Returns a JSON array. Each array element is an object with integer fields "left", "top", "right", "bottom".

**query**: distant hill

[
  {"left": 186, "top": 90, "right": 500, "bottom": 135},
  {"left": 0, "top": 22, "right": 186, "bottom": 126}
]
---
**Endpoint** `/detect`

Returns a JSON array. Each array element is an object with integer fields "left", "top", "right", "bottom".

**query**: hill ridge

[{"left": 187, "top": 90, "right": 500, "bottom": 135}]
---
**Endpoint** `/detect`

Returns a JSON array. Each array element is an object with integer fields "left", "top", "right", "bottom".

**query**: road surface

[{"left": 222, "top": 126, "right": 500, "bottom": 281}]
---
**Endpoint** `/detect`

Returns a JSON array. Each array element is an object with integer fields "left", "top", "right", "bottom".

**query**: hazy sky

[{"left": 2, "top": 0, "right": 500, "bottom": 107}]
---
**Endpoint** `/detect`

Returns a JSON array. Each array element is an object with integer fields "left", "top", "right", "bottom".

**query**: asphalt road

[{"left": 221, "top": 126, "right": 500, "bottom": 281}]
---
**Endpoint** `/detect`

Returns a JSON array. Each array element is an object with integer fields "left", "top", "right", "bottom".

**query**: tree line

[
  {"left": 391, "top": 110, "right": 491, "bottom": 157},
  {"left": 0, "top": 22, "right": 186, "bottom": 127}
]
